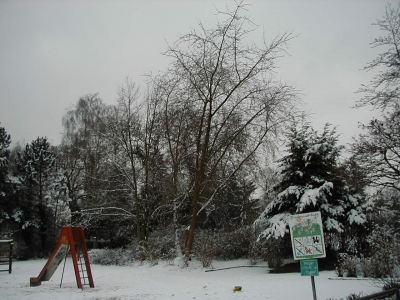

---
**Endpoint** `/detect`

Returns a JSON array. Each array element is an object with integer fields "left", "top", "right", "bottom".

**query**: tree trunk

[{"left": 185, "top": 195, "right": 199, "bottom": 258}]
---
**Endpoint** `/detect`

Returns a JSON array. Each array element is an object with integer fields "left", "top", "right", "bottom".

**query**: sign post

[
  {"left": 288, "top": 212, "right": 326, "bottom": 300},
  {"left": 300, "top": 259, "right": 319, "bottom": 300}
]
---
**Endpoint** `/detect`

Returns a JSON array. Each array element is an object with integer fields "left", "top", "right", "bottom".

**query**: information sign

[
  {"left": 288, "top": 212, "right": 326, "bottom": 260},
  {"left": 300, "top": 259, "right": 319, "bottom": 276}
]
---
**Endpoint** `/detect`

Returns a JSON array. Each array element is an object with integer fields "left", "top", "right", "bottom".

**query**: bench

[{"left": 0, "top": 240, "right": 13, "bottom": 273}]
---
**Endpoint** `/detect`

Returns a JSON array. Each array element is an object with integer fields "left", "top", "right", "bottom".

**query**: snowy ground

[{"left": 1, "top": 258, "right": 382, "bottom": 300}]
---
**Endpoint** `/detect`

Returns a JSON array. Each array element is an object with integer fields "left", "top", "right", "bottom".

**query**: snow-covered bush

[
  {"left": 326, "top": 293, "right": 363, "bottom": 300},
  {"left": 89, "top": 248, "right": 136, "bottom": 266},
  {"left": 359, "top": 255, "right": 373, "bottom": 278},
  {"left": 145, "top": 226, "right": 176, "bottom": 262},
  {"left": 335, "top": 253, "right": 359, "bottom": 277},
  {"left": 359, "top": 188, "right": 400, "bottom": 283},
  {"left": 89, "top": 226, "right": 177, "bottom": 266},
  {"left": 213, "top": 227, "right": 255, "bottom": 260},
  {"left": 364, "top": 226, "right": 399, "bottom": 279},
  {"left": 262, "top": 237, "right": 287, "bottom": 269},
  {"left": 333, "top": 225, "right": 399, "bottom": 281},
  {"left": 193, "top": 232, "right": 215, "bottom": 268},
  {"left": 191, "top": 227, "right": 259, "bottom": 264}
]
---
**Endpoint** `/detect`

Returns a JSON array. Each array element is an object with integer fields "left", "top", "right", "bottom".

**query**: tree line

[{"left": 0, "top": 2, "right": 398, "bottom": 275}]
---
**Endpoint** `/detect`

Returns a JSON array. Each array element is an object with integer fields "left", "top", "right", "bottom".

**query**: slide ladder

[
  {"left": 74, "top": 243, "right": 91, "bottom": 287},
  {"left": 30, "top": 226, "right": 94, "bottom": 289}
]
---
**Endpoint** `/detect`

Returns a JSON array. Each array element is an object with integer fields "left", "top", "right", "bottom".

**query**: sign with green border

[
  {"left": 288, "top": 211, "right": 326, "bottom": 260},
  {"left": 300, "top": 259, "right": 319, "bottom": 276}
]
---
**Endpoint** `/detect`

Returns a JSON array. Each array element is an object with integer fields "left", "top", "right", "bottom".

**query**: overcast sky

[{"left": 0, "top": 0, "right": 396, "bottom": 149}]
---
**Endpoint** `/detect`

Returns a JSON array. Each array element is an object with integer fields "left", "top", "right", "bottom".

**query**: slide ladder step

[{"left": 74, "top": 244, "right": 90, "bottom": 286}]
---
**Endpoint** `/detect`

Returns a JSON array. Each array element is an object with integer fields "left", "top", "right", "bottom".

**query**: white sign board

[{"left": 288, "top": 211, "right": 326, "bottom": 260}]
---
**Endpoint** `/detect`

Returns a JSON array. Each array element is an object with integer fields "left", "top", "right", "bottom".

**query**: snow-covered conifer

[
  {"left": 256, "top": 123, "right": 368, "bottom": 252},
  {"left": 0, "top": 125, "right": 12, "bottom": 233}
]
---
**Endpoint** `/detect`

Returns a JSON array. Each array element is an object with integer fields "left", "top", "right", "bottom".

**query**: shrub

[
  {"left": 196, "top": 234, "right": 215, "bottom": 268},
  {"left": 326, "top": 292, "right": 363, "bottom": 300},
  {"left": 364, "top": 225, "right": 399, "bottom": 280},
  {"left": 335, "top": 253, "right": 359, "bottom": 278},
  {"left": 255, "top": 233, "right": 292, "bottom": 271},
  {"left": 359, "top": 255, "right": 372, "bottom": 278},
  {"left": 191, "top": 227, "right": 259, "bottom": 267},
  {"left": 263, "top": 237, "right": 284, "bottom": 269},
  {"left": 89, "top": 248, "right": 136, "bottom": 266},
  {"left": 141, "top": 226, "right": 176, "bottom": 265},
  {"left": 213, "top": 227, "right": 255, "bottom": 260}
]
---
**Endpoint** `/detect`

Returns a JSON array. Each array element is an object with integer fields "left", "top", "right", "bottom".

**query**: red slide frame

[{"left": 30, "top": 226, "right": 94, "bottom": 288}]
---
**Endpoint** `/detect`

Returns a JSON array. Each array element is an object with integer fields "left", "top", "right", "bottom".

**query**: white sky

[{"left": 0, "top": 0, "right": 395, "bottom": 147}]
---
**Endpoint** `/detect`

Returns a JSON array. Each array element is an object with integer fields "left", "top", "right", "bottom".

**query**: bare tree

[
  {"left": 355, "top": 3, "right": 399, "bottom": 112},
  {"left": 155, "top": 2, "right": 302, "bottom": 258},
  {"left": 61, "top": 94, "right": 115, "bottom": 231},
  {"left": 93, "top": 80, "right": 169, "bottom": 249},
  {"left": 95, "top": 81, "right": 145, "bottom": 242},
  {"left": 352, "top": 3, "right": 400, "bottom": 192},
  {"left": 149, "top": 74, "right": 198, "bottom": 257},
  {"left": 351, "top": 111, "right": 399, "bottom": 191}
]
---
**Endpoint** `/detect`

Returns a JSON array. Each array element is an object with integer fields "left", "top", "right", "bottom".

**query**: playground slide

[
  {"left": 30, "top": 226, "right": 94, "bottom": 288},
  {"left": 30, "top": 242, "right": 69, "bottom": 286}
]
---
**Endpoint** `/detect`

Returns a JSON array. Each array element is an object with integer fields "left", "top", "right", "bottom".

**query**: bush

[
  {"left": 138, "top": 226, "right": 176, "bottom": 265},
  {"left": 213, "top": 227, "right": 255, "bottom": 260},
  {"left": 335, "top": 253, "right": 359, "bottom": 278},
  {"left": 194, "top": 232, "right": 215, "bottom": 268},
  {"left": 326, "top": 292, "right": 363, "bottom": 300},
  {"left": 89, "top": 248, "right": 136, "bottom": 266},
  {"left": 191, "top": 227, "right": 260, "bottom": 267},
  {"left": 255, "top": 234, "right": 292, "bottom": 271},
  {"left": 362, "top": 225, "right": 399, "bottom": 280},
  {"left": 263, "top": 238, "right": 284, "bottom": 269},
  {"left": 359, "top": 255, "right": 372, "bottom": 278},
  {"left": 89, "top": 226, "right": 177, "bottom": 266}
]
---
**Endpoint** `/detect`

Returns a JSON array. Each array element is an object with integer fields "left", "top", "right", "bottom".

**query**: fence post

[{"left": 8, "top": 241, "right": 13, "bottom": 273}]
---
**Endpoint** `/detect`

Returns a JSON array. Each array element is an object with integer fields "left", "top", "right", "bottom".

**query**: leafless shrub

[
  {"left": 194, "top": 232, "right": 215, "bottom": 268},
  {"left": 335, "top": 253, "right": 359, "bottom": 278}
]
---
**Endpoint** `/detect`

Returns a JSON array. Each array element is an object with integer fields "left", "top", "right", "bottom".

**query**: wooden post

[{"left": 8, "top": 241, "right": 13, "bottom": 273}]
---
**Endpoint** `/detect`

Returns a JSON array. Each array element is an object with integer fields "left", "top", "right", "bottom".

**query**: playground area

[{"left": 0, "top": 257, "right": 382, "bottom": 300}]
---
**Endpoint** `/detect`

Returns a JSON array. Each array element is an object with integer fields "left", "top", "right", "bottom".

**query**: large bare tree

[
  {"left": 355, "top": 3, "right": 399, "bottom": 111},
  {"left": 352, "top": 3, "right": 400, "bottom": 192},
  {"left": 154, "top": 2, "right": 302, "bottom": 258}
]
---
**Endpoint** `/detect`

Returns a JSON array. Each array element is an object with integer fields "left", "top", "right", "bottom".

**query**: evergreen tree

[
  {"left": 16, "top": 137, "right": 56, "bottom": 256},
  {"left": 256, "top": 123, "right": 368, "bottom": 253},
  {"left": 0, "top": 124, "right": 12, "bottom": 234}
]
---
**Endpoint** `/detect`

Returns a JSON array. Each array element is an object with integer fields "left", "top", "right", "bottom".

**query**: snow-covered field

[{"left": 1, "top": 258, "right": 381, "bottom": 300}]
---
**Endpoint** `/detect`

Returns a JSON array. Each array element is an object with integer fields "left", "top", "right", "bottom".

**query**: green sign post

[{"left": 289, "top": 212, "right": 326, "bottom": 300}]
